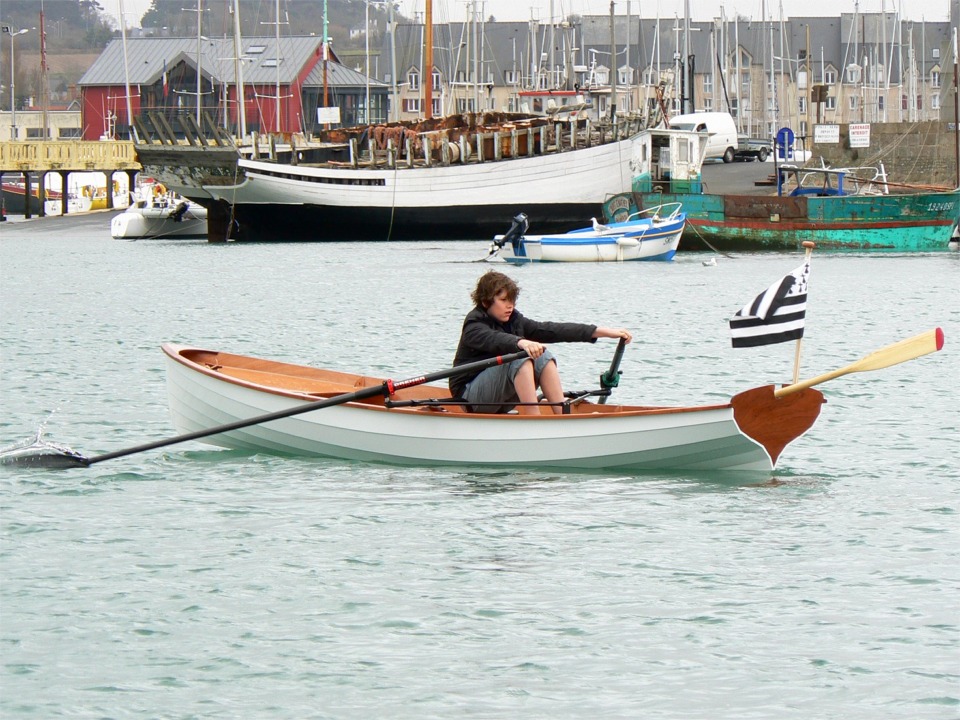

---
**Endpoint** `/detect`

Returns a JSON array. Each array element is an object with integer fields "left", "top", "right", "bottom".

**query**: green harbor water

[{"left": 1, "top": 213, "right": 957, "bottom": 718}]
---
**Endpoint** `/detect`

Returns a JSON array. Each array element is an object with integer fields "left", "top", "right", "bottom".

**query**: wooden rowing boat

[{"left": 162, "top": 344, "right": 825, "bottom": 472}]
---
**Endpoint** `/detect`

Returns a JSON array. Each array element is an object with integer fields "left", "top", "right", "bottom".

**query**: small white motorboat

[
  {"left": 489, "top": 204, "right": 685, "bottom": 263},
  {"left": 111, "top": 182, "right": 207, "bottom": 239}
]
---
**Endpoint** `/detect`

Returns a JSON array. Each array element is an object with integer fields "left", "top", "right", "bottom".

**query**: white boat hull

[
  {"left": 111, "top": 202, "right": 208, "bottom": 239},
  {"left": 162, "top": 344, "right": 825, "bottom": 473},
  {"left": 498, "top": 213, "right": 685, "bottom": 263},
  {"left": 199, "top": 134, "right": 644, "bottom": 240}
]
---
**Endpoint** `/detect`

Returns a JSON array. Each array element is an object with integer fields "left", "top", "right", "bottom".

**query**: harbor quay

[{"left": 0, "top": 140, "right": 140, "bottom": 219}]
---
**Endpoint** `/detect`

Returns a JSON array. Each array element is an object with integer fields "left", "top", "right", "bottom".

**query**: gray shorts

[{"left": 463, "top": 350, "right": 556, "bottom": 413}]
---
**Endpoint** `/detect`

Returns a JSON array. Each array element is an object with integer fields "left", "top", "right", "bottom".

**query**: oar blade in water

[{"left": 0, "top": 445, "right": 91, "bottom": 468}]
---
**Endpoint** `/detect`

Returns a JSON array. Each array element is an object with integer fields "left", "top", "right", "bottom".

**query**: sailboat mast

[
  {"left": 196, "top": 0, "right": 202, "bottom": 125},
  {"left": 425, "top": 0, "right": 434, "bottom": 118},
  {"left": 232, "top": 0, "right": 246, "bottom": 138},
  {"left": 323, "top": 0, "right": 329, "bottom": 110},
  {"left": 275, "top": 0, "right": 281, "bottom": 132},
  {"left": 609, "top": 1, "right": 616, "bottom": 122},
  {"left": 118, "top": 0, "right": 136, "bottom": 139}
]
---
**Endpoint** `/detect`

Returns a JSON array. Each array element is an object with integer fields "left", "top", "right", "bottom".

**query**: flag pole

[{"left": 791, "top": 241, "right": 816, "bottom": 384}]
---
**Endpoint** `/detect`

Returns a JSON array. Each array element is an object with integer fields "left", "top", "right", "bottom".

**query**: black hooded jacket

[{"left": 449, "top": 306, "right": 596, "bottom": 398}]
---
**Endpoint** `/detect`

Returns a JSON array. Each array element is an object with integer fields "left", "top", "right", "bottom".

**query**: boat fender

[{"left": 616, "top": 237, "right": 640, "bottom": 247}]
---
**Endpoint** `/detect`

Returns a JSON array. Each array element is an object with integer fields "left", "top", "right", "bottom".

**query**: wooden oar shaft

[{"left": 775, "top": 328, "right": 944, "bottom": 398}]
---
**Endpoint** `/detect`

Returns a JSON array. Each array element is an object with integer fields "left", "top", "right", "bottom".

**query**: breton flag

[
  {"left": 730, "top": 261, "right": 810, "bottom": 347},
  {"left": 162, "top": 60, "right": 169, "bottom": 98}
]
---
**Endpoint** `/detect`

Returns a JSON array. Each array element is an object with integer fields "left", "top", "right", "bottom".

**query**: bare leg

[
  {"left": 538, "top": 359, "right": 565, "bottom": 415},
  {"left": 513, "top": 360, "right": 542, "bottom": 415}
]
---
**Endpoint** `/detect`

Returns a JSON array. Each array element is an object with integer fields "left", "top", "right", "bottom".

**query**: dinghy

[
  {"left": 1, "top": 328, "right": 943, "bottom": 471},
  {"left": 160, "top": 343, "right": 823, "bottom": 472},
  {"left": 489, "top": 205, "right": 684, "bottom": 263}
]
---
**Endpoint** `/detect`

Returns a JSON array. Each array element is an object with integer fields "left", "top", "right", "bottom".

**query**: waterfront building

[{"left": 75, "top": 36, "right": 388, "bottom": 140}]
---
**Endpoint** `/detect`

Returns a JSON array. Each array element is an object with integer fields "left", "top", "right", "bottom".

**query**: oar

[
  {"left": 5, "top": 351, "right": 529, "bottom": 469},
  {"left": 774, "top": 328, "right": 944, "bottom": 398}
]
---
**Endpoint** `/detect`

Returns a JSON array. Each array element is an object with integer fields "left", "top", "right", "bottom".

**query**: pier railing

[{"left": 0, "top": 141, "right": 140, "bottom": 173}]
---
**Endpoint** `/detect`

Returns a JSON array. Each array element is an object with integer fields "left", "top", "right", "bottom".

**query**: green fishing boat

[{"left": 608, "top": 127, "right": 959, "bottom": 251}]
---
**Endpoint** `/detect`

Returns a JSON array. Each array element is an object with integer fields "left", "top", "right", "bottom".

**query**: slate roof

[
  {"left": 79, "top": 36, "right": 324, "bottom": 86},
  {"left": 303, "top": 60, "right": 388, "bottom": 88}
]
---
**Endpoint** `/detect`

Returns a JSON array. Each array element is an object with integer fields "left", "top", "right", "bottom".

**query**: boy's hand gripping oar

[
  {"left": 4, "top": 351, "right": 529, "bottom": 469},
  {"left": 775, "top": 328, "right": 944, "bottom": 398}
]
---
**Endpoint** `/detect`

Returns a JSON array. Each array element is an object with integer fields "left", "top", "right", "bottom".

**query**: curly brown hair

[{"left": 471, "top": 270, "right": 520, "bottom": 308}]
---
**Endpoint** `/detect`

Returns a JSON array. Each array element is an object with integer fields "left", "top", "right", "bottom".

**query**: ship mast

[{"left": 425, "top": 0, "right": 433, "bottom": 118}]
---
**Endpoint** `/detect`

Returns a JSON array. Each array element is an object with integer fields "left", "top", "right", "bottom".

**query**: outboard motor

[
  {"left": 489, "top": 213, "right": 529, "bottom": 256},
  {"left": 170, "top": 202, "right": 190, "bottom": 222}
]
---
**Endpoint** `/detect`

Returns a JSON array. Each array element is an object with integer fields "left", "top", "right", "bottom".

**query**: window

[
  {"left": 403, "top": 98, "right": 420, "bottom": 113},
  {"left": 703, "top": 75, "right": 713, "bottom": 94},
  {"left": 507, "top": 96, "right": 520, "bottom": 112},
  {"left": 261, "top": 58, "right": 281, "bottom": 68},
  {"left": 932, "top": 93, "right": 940, "bottom": 110},
  {"left": 931, "top": 70, "right": 941, "bottom": 88},
  {"left": 846, "top": 65, "right": 860, "bottom": 84},
  {"left": 58, "top": 127, "right": 81, "bottom": 138},
  {"left": 703, "top": 97, "right": 713, "bottom": 110},
  {"left": 933, "top": 48, "right": 940, "bottom": 59},
  {"left": 407, "top": 69, "right": 419, "bottom": 90},
  {"left": 824, "top": 69, "right": 837, "bottom": 84},
  {"left": 618, "top": 68, "right": 631, "bottom": 85},
  {"left": 432, "top": 69, "right": 441, "bottom": 90},
  {"left": 798, "top": 97, "right": 806, "bottom": 114},
  {"left": 740, "top": 72, "right": 750, "bottom": 93},
  {"left": 643, "top": 67, "right": 657, "bottom": 85},
  {"left": 849, "top": 96, "right": 858, "bottom": 111},
  {"left": 432, "top": 98, "right": 442, "bottom": 116},
  {"left": 878, "top": 96, "right": 885, "bottom": 111},
  {"left": 825, "top": 95, "right": 836, "bottom": 111},
  {"left": 917, "top": 94, "right": 923, "bottom": 110},
  {"left": 505, "top": 69, "right": 519, "bottom": 85},
  {"left": 246, "top": 45, "right": 266, "bottom": 54}
]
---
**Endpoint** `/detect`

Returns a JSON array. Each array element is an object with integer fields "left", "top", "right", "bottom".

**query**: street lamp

[{"left": 2, "top": 26, "right": 31, "bottom": 140}]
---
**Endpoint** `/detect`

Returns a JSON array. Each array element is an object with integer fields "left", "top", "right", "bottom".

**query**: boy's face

[{"left": 486, "top": 290, "right": 514, "bottom": 323}]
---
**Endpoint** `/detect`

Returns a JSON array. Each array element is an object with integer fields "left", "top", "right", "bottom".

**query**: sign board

[
  {"left": 317, "top": 107, "right": 341, "bottom": 124},
  {"left": 776, "top": 127, "right": 795, "bottom": 160},
  {"left": 849, "top": 123, "right": 871, "bottom": 148},
  {"left": 814, "top": 124, "right": 840, "bottom": 144}
]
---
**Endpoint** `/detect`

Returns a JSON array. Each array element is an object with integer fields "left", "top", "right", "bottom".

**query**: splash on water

[{"left": 0, "top": 426, "right": 88, "bottom": 468}]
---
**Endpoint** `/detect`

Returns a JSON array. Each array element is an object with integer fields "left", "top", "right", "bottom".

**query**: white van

[{"left": 668, "top": 112, "right": 738, "bottom": 163}]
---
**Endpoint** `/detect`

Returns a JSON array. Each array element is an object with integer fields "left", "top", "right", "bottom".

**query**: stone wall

[{"left": 809, "top": 121, "right": 960, "bottom": 189}]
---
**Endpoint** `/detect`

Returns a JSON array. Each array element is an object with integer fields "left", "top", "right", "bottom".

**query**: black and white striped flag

[{"left": 730, "top": 261, "right": 810, "bottom": 347}]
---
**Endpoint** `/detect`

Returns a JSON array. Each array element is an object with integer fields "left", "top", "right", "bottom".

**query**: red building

[{"left": 78, "top": 36, "right": 386, "bottom": 139}]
